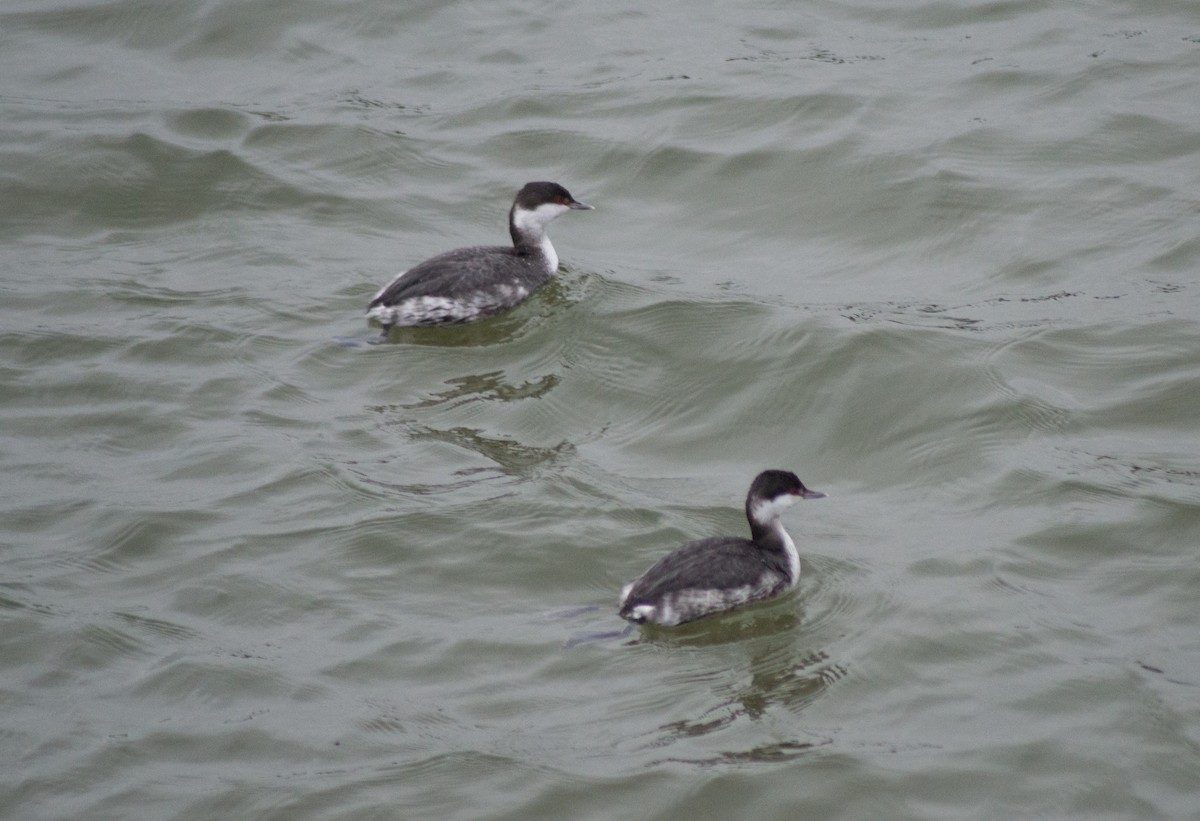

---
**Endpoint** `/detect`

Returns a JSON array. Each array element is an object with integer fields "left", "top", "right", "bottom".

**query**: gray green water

[{"left": 3, "top": 0, "right": 1200, "bottom": 818}]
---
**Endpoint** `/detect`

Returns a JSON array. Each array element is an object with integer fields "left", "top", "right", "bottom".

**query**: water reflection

[
  {"left": 396, "top": 370, "right": 559, "bottom": 410},
  {"left": 617, "top": 604, "right": 850, "bottom": 766},
  {"left": 409, "top": 426, "right": 574, "bottom": 476},
  {"left": 649, "top": 638, "right": 845, "bottom": 766}
]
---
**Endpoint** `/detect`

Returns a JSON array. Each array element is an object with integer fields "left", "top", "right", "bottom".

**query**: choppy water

[{"left": 3, "top": 0, "right": 1200, "bottom": 818}]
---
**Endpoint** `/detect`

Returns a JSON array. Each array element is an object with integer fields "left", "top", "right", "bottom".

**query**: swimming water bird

[
  {"left": 618, "top": 470, "right": 825, "bottom": 627},
  {"left": 366, "top": 181, "right": 592, "bottom": 338}
]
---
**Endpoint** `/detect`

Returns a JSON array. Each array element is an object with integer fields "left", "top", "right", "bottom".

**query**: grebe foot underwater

[
  {"left": 618, "top": 470, "right": 825, "bottom": 627},
  {"left": 366, "top": 181, "right": 592, "bottom": 340}
]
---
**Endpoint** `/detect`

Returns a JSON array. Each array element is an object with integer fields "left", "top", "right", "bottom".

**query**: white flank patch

[
  {"left": 632, "top": 604, "right": 657, "bottom": 622},
  {"left": 494, "top": 283, "right": 529, "bottom": 303},
  {"left": 367, "top": 295, "right": 474, "bottom": 326}
]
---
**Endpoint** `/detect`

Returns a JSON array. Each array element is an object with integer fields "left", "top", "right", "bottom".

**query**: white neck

[
  {"left": 539, "top": 235, "right": 558, "bottom": 271},
  {"left": 774, "top": 520, "right": 801, "bottom": 586},
  {"left": 751, "top": 495, "right": 801, "bottom": 585}
]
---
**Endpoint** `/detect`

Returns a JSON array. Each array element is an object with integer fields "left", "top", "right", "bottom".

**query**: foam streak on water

[{"left": 2, "top": 0, "right": 1200, "bottom": 818}]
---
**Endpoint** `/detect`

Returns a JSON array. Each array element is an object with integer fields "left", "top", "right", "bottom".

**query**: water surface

[{"left": 3, "top": 0, "right": 1200, "bottom": 818}]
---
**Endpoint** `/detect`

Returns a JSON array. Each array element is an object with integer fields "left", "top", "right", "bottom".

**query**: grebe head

[
  {"left": 509, "top": 181, "right": 592, "bottom": 245},
  {"left": 746, "top": 469, "right": 825, "bottom": 527}
]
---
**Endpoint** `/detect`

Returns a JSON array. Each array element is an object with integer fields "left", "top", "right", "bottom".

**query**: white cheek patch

[
  {"left": 512, "top": 202, "right": 568, "bottom": 235},
  {"left": 750, "top": 493, "right": 797, "bottom": 526}
]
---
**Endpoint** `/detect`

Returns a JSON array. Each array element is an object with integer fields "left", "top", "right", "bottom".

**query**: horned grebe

[
  {"left": 618, "top": 470, "right": 825, "bottom": 627},
  {"left": 366, "top": 181, "right": 591, "bottom": 339}
]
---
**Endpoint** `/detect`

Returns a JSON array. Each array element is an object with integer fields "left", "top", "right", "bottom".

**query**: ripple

[
  {"left": 74, "top": 622, "right": 150, "bottom": 664},
  {"left": 395, "top": 370, "right": 560, "bottom": 411},
  {"left": 163, "top": 106, "right": 253, "bottom": 141},
  {"left": 4, "top": 0, "right": 1200, "bottom": 815},
  {"left": 130, "top": 657, "right": 290, "bottom": 704},
  {"left": 801, "top": 553, "right": 891, "bottom": 642},
  {"left": 114, "top": 611, "right": 201, "bottom": 642}
]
